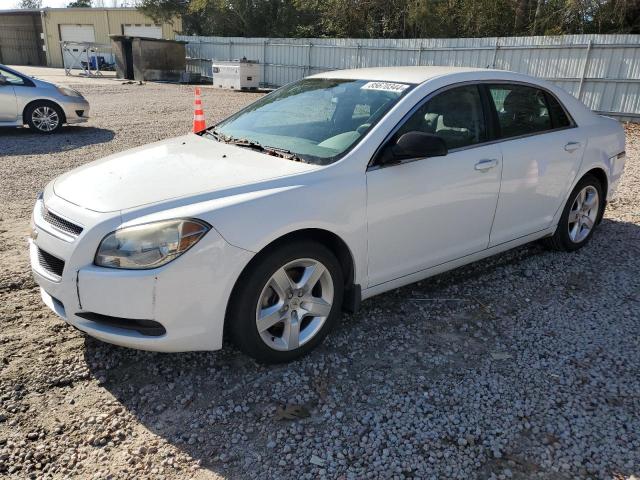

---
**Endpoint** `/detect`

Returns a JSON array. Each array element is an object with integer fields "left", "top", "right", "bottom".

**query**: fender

[{"left": 550, "top": 117, "right": 625, "bottom": 228}]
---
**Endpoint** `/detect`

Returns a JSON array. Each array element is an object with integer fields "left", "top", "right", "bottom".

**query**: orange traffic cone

[{"left": 192, "top": 87, "right": 206, "bottom": 133}]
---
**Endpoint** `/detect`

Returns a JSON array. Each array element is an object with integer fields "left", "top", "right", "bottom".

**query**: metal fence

[{"left": 178, "top": 34, "right": 640, "bottom": 122}]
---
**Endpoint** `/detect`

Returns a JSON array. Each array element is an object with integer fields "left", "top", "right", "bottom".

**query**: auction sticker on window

[{"left": 361, "top": 81, "right": 409, "bottom": 92}]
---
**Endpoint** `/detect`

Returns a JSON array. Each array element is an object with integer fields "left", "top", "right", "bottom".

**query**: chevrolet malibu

[{"left": 30, "top": 67, "right": 626, "bottom": 362}]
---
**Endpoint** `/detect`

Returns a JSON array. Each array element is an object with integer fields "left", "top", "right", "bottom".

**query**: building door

[
  {"left": 0, "top": 24, "right": 44, "bottom": 66},
  {"left": 123, "top": 24, "right": 162, "bottom": 39},
  {"left": 59, "top": 24, "right": 96, "bottom": 69}
]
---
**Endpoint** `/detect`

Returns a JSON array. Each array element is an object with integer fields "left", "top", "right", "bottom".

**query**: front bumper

[
  {"left": 61, "top": 98, "right": 90, "bottom": 124},
  {"left": 30, "top": 195, "right": 253, "bottom": 352}
]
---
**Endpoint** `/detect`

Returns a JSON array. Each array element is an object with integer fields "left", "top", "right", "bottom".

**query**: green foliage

[
  {"left": 18, "top": 0, "right": 42, "bottom": 8},
  {"left": 67, "top": 0, "right": 92, "bottom": 6},
  {"left": 137, "top": 0, "right": 640, "bottom": 37}
]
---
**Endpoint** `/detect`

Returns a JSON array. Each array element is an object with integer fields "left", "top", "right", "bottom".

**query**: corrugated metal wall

[
  {"left": 178, "top": 34, "right": 640, "bottom": 121},
  {"left": 0, "top": 12, "right": 45, "bottom": 66},
  {"left": 0, "top": 27, "right": 43, "bottom": 66}
]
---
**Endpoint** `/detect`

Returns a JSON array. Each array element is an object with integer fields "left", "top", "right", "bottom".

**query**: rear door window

[{"left": 488, "top": 84, "right": 552, "bottom": 139}]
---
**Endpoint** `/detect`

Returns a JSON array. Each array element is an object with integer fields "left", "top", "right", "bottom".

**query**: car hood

[
  {"left": 31, "top": 77, "right": 55, "bottom": 89},
  {"left": 53, "top": 134, "right": 319, "bottom": 213}
]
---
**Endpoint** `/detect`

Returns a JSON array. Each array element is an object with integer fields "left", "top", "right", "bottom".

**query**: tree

[
  {"left": 138, "top": 0, "right": 193, "bottom": 31},
  {"left": 18, "top": 0, "right": 42, "bottom": 8},
  {"left": 67, "top": 0, "right": 92, "bottom": 6},
  {"left": 138, "top": 0, "right": 640, "bottom": 37},
  {"left": 139, "top": 0, "right": 188, "bottom": 23}
]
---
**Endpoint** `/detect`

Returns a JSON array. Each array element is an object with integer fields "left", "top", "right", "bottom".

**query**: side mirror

[
  {"left": 0, "top": 75, "right": 7, "bottom": 86},
  {"left": 391, "top": 131, "right": 448, "bottom": 160}
]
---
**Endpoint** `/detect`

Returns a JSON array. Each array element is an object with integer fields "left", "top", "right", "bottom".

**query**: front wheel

[
  {"left": 228, "top": 241, "right": 344, "bottom": 363},
  {"left": 25, "top": 102, "right": 64, "bottom": 134},
  {"left": 543, "top": 174, "right": 604, "bottom": 251}
]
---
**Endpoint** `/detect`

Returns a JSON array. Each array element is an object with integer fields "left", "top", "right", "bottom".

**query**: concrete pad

[{"left": 6, "top": 65, "right": 119, "bottom": 86}]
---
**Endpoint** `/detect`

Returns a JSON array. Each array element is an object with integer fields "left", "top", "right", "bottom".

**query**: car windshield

[{"left": 210, "top": 78, "right": 412, "bottom": 165}]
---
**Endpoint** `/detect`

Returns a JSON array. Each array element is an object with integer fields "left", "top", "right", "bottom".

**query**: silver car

[{"left": 0, "top": 64, "right": 90, "bottom": 134}]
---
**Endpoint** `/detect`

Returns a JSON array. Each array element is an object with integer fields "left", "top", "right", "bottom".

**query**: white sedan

[{"left": 30, "top": 67, "right": 626, "bottom": 362}]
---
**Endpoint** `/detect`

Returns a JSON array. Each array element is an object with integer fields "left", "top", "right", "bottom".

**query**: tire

[
  {"left": 543, "top": 174, "right": 604, "bottom": 252},
  {"left": 25, "top": 102, "right": 64, "bottom": 134},
  {"left": 228, "top": 240, "right": 344, "bottom": 363}
]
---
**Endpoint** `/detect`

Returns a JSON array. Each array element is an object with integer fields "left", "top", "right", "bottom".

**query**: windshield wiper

[
  {"left": 202, "top": 130, "right": 306, "bottom": 163},
  {"left": 222, "top": 136, "right": 306, "bottom": 163},
  {"left": 262, "top": 145, "right": 305, "bottom": 163},
  {"left": 201, "top": 128, "right": 224, "bottom": 141},
  {"left": 225, "top": 137, "right": 265, "bottom": 151}
]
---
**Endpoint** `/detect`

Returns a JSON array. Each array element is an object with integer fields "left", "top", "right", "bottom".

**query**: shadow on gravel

[
  {"left": 0, "top": 126, "right": 115, "bottom": 156},
  {"left": 82, "top": 219, "right": 640, "bottom": 478}
]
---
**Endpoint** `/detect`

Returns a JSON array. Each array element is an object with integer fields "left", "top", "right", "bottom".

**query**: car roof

[{"left": 309, "top": 66, "right": 499, "bottom": 84}]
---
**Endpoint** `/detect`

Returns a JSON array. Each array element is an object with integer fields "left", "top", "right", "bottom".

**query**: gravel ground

[{"left": 1, "top": 72, "right": 639, "bottom": 480}]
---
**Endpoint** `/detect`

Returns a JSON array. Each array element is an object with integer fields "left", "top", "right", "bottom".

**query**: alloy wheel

[
  {"left": 32, "top": 106, "right": 60, "bottom": 132},
  {"left": 567, "top": 185, "right": 599, "bottom": 243},
  {"left": 255, "top": 258, "right": 334, "bottom": 351}
]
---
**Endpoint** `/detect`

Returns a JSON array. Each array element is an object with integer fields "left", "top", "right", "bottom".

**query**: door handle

[
  {"left": 564, "top": 142, "right": 582, "bottom": 152},
  {"left": 475, "top": 159, "right": 498, "bottom": 171}
]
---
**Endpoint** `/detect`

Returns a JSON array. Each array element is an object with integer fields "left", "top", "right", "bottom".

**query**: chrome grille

[
  {"left": 37, "top": 248, "right": 65, "bottom": 278},
  {"left": 41, "top": 204, "right": 83, "bottom": 236}
]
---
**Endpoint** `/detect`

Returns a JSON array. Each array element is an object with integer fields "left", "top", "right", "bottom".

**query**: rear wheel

[
  {"left": 228, "top": 241, "right": 344, "bottom": 363},
  {"left": 25, "top": 102, "right": 64, "bottom": 134},
  {"left": 543, "top": 174, "right": 604, "bottom": 251}
]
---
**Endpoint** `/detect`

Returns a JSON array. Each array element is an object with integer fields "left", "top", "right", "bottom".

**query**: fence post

[
  {"left": 356, "top": 43, "right": 361, "bottom": 68},
  {"left": 577, "top": 40, "right": 593, "bottom": 101},
  {"left": 491, "top": 38, "right": 500, "bottom": 69},
  {"left": 307, "top": 42, "right": 313, "bottom": 76},
  {"left": 416, "top": 44, "right": 423, "bottom": 66},
  {"left": 262, "top": 40, "right": 267, "bottom": 87},
  {"left": 228, "top": 40, "right": 233, "bottom": 61}
]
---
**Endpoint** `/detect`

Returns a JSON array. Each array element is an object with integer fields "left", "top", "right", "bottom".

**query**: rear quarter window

[{"left": 545, "top": 92, "right": 572, "bottom": 128}]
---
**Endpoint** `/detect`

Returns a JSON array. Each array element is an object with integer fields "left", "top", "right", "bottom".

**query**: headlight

[
  {"left": 95, "top": 219, "right": 210, "bottom": 269},
  {"left": 56, "top": 86, "right": 83, "bottom": 97}
]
